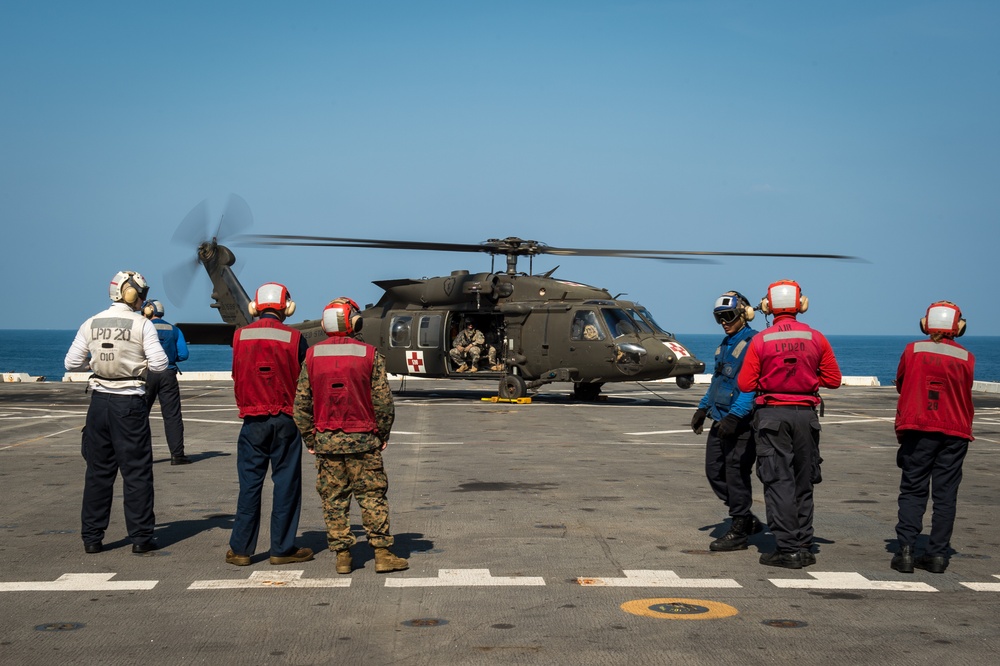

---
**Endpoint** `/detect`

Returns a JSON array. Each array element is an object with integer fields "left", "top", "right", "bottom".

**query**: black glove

[
  {"left": 716, "top": 413, "right": 741, "bottom": 441},
  {"left": 690, "top": 408, "right": 707, "bottom": 435}
]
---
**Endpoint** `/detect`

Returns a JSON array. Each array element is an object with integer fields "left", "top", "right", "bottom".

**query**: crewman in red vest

[
  {"left": 227, "top": 283, "right": 314, "bottom": 567},
  {"left": 890, "top": 301, "right": 975, "bottom": 575},
  {"left": 293, "top": 297, "right": 408, "bottom": 575},
  {"left": 737, "top": 280, "right": 842, "bottom": 569}
]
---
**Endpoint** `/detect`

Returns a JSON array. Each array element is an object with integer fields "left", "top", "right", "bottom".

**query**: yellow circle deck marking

[{"left": 620, "top": 598, "right": 739, "bottom": 620}]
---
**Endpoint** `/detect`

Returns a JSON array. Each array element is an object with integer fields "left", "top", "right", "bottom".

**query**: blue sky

[{"left": 2, "top": 1, "right": 997, "bottom": 336}]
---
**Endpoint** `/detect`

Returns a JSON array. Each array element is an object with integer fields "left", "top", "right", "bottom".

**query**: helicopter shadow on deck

[{"left": 390, "top": 385, "right": 693, "bottom": 408}]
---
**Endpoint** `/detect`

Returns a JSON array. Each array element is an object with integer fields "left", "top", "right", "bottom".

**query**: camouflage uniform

[
  {"left": 293, "top": 351, "right": 396, "bottom": 551},
  {"left": 449, "top": 327, "right": 486, "bottom": 369}
]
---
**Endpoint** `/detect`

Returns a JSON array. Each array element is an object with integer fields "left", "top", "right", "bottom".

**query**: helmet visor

[{"left": 713, "top": 309, "right": 741, "bottom": 325}]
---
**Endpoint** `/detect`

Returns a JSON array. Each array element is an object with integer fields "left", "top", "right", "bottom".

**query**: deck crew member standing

[
  {"left": 294, "top": 298, "right": 408, "bottom": 574},
  {"left": 690, "top": 291, "right": 762, "bottom": 551},
  {"left": 737, "top": 280, "right": 841, "bottom": 569},
  {"left": 64, "top": 270, "right": 167, "bottom": 554},
  {"left": 141, "top": 299, "right": 191, "bottom": 465},
  {"left": 227, "top": 283, "right": 314, "bottom": 566},
  {"left": 890, "top": 301, "right": 974, "bottom": 575}
]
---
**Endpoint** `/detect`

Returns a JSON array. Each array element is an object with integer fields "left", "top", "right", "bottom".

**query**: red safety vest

[
  {"left": 895, "top": 338, "right": 975, "bottom": 441},
  {"left": 305, "top": 337, "right": 377, "bottom": 434},
  {"left": 739, "top": 317, "right": 839, "bottom": 406},
  {"left": 232, "top": 318, "right": 302, "bottom": 418}
]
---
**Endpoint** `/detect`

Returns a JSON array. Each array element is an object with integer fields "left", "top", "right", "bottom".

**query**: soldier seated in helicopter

[{"left": 450, "top": 319, "right": 487, "bottom": 372}]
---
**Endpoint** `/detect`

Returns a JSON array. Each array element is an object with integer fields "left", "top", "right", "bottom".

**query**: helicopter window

[
  {"left": 602, "top": 308, "right": 638, "bottom": 338},
  {"left": 626, "top": 309, "right": 654, "bottom": 334},
  {"left": 417, "top": 315, "right": 442, "bottom": 348},
  {"left": 636, "top": 307, "right": 672, "bottom": 336},
  {"left": 390, "top": 316, "right": 412, "bottom": 348},
  {"left": 571, "top": 310, "right": 605, "bottom": 341}
]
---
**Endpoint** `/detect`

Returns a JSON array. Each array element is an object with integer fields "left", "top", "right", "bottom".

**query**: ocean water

[{"left": 1, "top": 330, "right": 997, "bottom": 385}]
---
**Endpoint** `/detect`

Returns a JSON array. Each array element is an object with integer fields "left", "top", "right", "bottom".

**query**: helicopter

[{"left": 168, "top": 197, "right": 854, "bottom": 400}]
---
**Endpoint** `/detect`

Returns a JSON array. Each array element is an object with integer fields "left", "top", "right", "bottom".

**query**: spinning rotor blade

[
  {"left": 171, "top": 199, "right": 210, "bottom": 247},
  {"left": 216, "top": 193, "right": 253, "bottom": 240},
  {"left": 239, "top": 233, "right": 857, "bottom": 262}
]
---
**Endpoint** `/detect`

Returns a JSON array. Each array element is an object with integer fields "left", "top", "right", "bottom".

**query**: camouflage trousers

[
  {"left": 449, "top": 345, "right": 497, "bottom": 368},
  {"left": 315, "top": 450, "right": 394, "bottom": 551}
]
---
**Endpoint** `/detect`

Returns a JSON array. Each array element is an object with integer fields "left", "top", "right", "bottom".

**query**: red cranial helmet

[
  {"left": 249, "top": 282, "right": 295, "bottom": 317},
  {"left": 921, "top": 301, "right": 966, "bottom": 338},
  {"left": 760, "top": 279, "right": 808, "bottom": 316},
  {"left": 321, "top": 297, "right": 362, "bottom": 337}
]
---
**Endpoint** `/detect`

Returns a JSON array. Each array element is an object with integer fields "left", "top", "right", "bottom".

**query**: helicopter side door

[
  {"left": 559, "top": 308, "right": 614, "bottom": 379},
  {"left": 383, "top": 312, "right": 450, "bottom": 376}
]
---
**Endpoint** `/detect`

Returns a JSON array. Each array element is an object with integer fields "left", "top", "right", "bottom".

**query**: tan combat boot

[
  {"left": 374, "top": 547, "right": 409, "bottom": 573},
  {"left": 469, "top": 365, "right": 478, "bottom": 372},
  {"left": 456, "top": 364, "right": 468, "bottom": 372},
  {"left": 335, "top": 549, "right": 352, "bottom": 575}
]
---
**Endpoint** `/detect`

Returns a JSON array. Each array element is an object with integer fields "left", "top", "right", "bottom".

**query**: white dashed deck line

[
  {"left": 769, "top": 571, "right": 937, "bottom": 592},
  {"left": 960, "top": 575, "right": 1000, "bottom": 592},
  {"left": 188, "top": 570, "right": 350, "bottom": 589},
  {"left": 384, "top": 569, "right": 545, "bottom": 587},
  {"left": 576, "top": 570, "right": 741, "bottom": 588},
  {"left": 0, "top": 573, "right": 158, "bottom": 592}
]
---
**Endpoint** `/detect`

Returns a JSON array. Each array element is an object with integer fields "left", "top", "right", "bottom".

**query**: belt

[{"left": 759, "top": 404, "right": 815, "bottom": 410}]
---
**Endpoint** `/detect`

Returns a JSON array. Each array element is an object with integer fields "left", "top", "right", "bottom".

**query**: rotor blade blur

[
  {"left": 215, "top": 193, "right": 253, "bottom": 240},
  {"left": 541, "top": 246, "right": 858, "bottom": 260},
  {"left": 171, "top": 199, "right": 210, "bottom": 246},
  {"left": 238, "top": 234, "right": 491, "bottom": 254},
  {"left": 164, "top": 257, "right": 199, "bottom": 307}
]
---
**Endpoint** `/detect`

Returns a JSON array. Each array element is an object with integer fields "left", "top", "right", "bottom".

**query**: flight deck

[{"left": 1, "top": 380, "right": 999, "bottom": 665}]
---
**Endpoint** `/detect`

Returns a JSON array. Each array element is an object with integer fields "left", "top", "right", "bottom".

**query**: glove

[
  {"left": 690, "top": 408, "right": 707, "bottom": 435},
  {"left": 716, "top": 413, "right": 741, "bottom": 441}
]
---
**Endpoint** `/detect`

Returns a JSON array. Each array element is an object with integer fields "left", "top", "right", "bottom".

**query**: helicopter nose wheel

[{"left": 499, "top": 375, "right": 527, "bottom": 400}]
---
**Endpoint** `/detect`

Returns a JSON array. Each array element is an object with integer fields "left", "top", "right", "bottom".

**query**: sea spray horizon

[{"left": 2, "top": 330, "right": 998, "bottom": 386}]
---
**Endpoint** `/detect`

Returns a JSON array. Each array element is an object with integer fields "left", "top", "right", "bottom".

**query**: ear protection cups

[
  {"left": 732, "top": 291, "right": 755, "bottom": 322},
  {"left": 142, "top": 301, "right": 156, "bottom": 319},
  {"left": 110, "top": 270, "right": 149, "bottom": 305},
  {"left": 714, "top": 291, "right": 755, "bottom": 323},
  {"left": 322, "top": 297, "right": 362, "bottom": 336},
  {"left": 760, "top": 280, "right": 808, "bottom": 315},
  {"left": 250, "top": 282, "right": 295, "bottom": 318},
  {"left": 921, "top": 301, "right": 966, "bottom": 337}
]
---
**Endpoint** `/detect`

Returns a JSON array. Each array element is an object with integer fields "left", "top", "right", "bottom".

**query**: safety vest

[
  {"left": 751, "top": 319, "right": 824, "bottom": 406},
  {"left": 232, "top": 318, "right": 302, "bottom": 418},
  {"left": 305, "top": 337, "right": 377, "bottom": 434},
  {"left": 895, "top": 338, "right": 975, "bottom": 441},
  {"left": 85, "top": 306, "right": 149, "bottom": 390},
  {"left": 703, "top": 325, "right": 757, "bottom": 420}
]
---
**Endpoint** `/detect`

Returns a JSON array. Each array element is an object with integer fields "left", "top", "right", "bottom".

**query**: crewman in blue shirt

[
  {"left": 142, "top": 300, "right": 191, "bottom": 465},
  {"left": 690, "top": 291, "right": 762, "bottom": 551}
]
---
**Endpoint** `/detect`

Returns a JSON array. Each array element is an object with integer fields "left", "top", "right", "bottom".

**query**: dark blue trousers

[
  {"left": 753, "top": 406, "right": 821, "bottom": 553},
  {"left": 895, "top": 431, "right": 969, "bottom": 557},
  {"left": 81, "top": 392, "right": 155, "bottom": 546},
  {"left": 705, "top": 419, "right": 756, "bottom": 517},
  {"left": 229, "top": 413, "right": 304, "bottom": 557},
  {"left": 145, "top": 369, "right": 185, "bottom": 457}
]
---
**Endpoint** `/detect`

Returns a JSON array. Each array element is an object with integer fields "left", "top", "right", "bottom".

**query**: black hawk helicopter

[{"left": 168, "top": 197, "right": 854, "bottom": 400}]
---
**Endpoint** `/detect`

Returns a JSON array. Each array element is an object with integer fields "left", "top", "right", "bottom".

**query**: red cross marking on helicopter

[
  {"left": 406, "top": 351, "right": 426, "bottom": 374},
  {"left": 667, "top": 342, "right": 690, "bottom": 358}
]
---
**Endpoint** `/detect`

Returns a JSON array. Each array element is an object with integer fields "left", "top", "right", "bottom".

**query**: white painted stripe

[
  {"left": 576, "top": 570, "right": 740, "bottom": 588},
  {"left": 626, "top": 429, "right": 693, "bottom": 435},
  {"left": 188, "top": 571, "right": 350, "bottom": 589},
  {"left": 769, "top": 571, "right": 936, "bottom": 592},
  {"left": 960, "top": 575, "right": 1000, "bottom": 592},
  {"left": 0, "top": 573, "right": 157, "bottom": 591},
  {"left": 384, "top": 569, "right": 545, "bottom": 587}
]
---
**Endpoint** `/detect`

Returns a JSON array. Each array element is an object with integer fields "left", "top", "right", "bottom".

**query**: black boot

[
  {"left": 710, "top": 515, "right": 751, "bottom": 552},
  {"left": 914, "top": 554, "right": 947, "bottom": 574},
  {"left": 891, "top": 544, "right": 915, "bottom": 574}
]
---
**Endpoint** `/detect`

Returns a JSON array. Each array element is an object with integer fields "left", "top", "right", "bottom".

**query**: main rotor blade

[
  {"left": 164, "top": 257, "right": 200, "bottom": 307},
  {"left": 239, "top": 233, "right": 858, "bottom": 262}
]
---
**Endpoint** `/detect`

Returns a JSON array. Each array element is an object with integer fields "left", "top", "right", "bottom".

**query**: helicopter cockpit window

[
  {"left": 390, "top": 316, "right": 412, "bottom": 348},
  {"left": 571, "top": 310, "right": 605, "bottom": 341},
  {"left": 625, "top": 309, "right": 654, "bottom": 334},
  {"left": 601, "top": 308, "right": 639, "bottom": 338},
  {"left": 636, "top": 307, "right": 672, "bottom": 336},
  {"left": 417, "top": 315, "right": 441, "bottom": 348}
]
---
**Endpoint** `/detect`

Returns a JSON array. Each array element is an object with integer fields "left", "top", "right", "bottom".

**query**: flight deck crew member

[
  {"left": 294, "top": 298, "right": 408, "bottom": 575},
  {"left": 690, "top": 291, "right": 762, "bottom": 551},
  {"left": 737, "top": 280, "right": 841, "bottom": 569},
  {"left": 64, "top": 270, "right": 168, "bottom": 554},
  {"left": 141, "top": 299, "right": 191, "bottom": 465},
  {"left": 227, "top": 283, "right": 314, "bottom": 567},
  {"left": 890, "top": 302, "right": 974, "bottom": 575}
]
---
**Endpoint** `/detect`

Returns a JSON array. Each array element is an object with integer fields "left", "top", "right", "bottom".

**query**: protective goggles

[{"left": 713, "top": 309, "right": 742, "bottom": 325}]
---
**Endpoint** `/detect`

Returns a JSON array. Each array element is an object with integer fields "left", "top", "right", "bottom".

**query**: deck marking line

[
  {"left": 189, "top": 570, "right": 350, "bottom": 589},
  {"left": 385, "top": 569, "right": 545, "bottom": 587},
  {"left": 577, "top": 570, "right": 740, "bottom": 588},
  {"left": 0, "top": 573, "right": 157, "bottom": 592},
  {"left": 769, "top": 571, "right": 937, "bottom": 592}
]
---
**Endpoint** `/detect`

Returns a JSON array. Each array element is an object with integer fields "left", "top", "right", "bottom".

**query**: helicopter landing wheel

[
  {"left": 573, "top": 382, "right": 603, "bottom": 401},
  {"left": 499, "top": 375, "right": 527, "bottom": 400}
]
